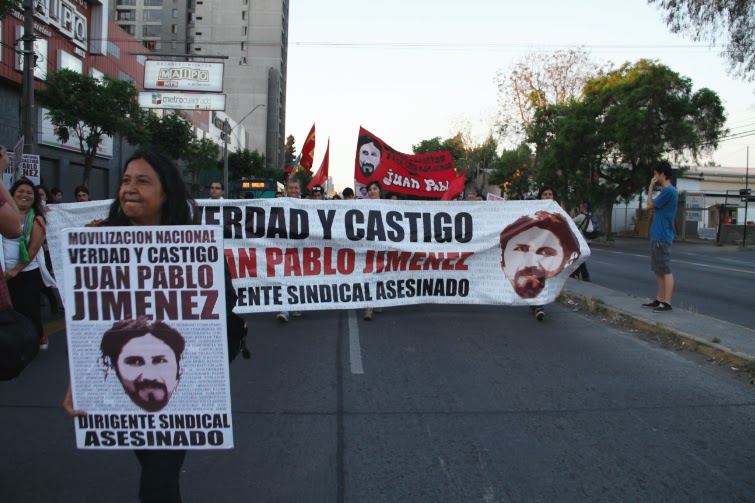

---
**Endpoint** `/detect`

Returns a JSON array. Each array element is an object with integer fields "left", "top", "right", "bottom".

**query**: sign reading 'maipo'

[{"left": 144, "top": 61, "right": 224, "bottom": 92}]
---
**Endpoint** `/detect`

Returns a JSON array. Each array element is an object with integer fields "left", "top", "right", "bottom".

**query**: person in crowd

[
  {"left": 465, "top": 191, "right": 476, "bottom": 201},
  {"left": 332, "top": 194, "right": 342, "bottom": 200},
  {"left": 0, "top": 146, "right": 21, "bottom": 238},
  {"left": 643, "top": 160, "right": 678, "bottom": 313},
  {"left": 342, "top": 187, "right": 355, "bottom": 200},
  {"left": 74, "top": 185, "right": 91, "bottom": 202},
  {"left": 274, "top": 191, "right": 284, "bottom": 198},
  {"left": 3, "top": 178, "right": 48, "bottom": 348},
  {"left": 475, "top": 193, "right": 484, "bottom": 201},
  {"left": 209, "top": 181, "right": 225, "bottom": 200},
  {"left": 35, "top": 185, "right": 60, "bottom": 313},
  {"left": 63, "top": 148, "right": 240, "bottom": 503},
  {"left": 525, "top": 186, "right": 558, "bottom": 321},
  {"left": 363, "top": 180, "right": 385, "bottom": 321},
  {"left": 570, "top": 203, "right": 592, "bottom": 282},
  {"left": 277, "top": 179, "right": 302, "bottom": 323},
  {"left": 50, "top": 187, "right": 63, "bottom": 204},
  {"left": 311, "top": 184, "right": 324, "bottom": 200},
  {"left": 36, "top": 185, "right": 52, "bottom": 212}
]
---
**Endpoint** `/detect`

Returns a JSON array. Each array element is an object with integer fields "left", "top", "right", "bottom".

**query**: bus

[{"left": 233, "top": 178, "right": 283, "bottom": 199}]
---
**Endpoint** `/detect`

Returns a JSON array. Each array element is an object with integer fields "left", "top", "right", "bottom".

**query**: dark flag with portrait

[
  {"left": 60, "top": 225, "right": 233, "bottom": 450},
  {"left": 353, "top": 127, "right": 458, "bottom": 199}
]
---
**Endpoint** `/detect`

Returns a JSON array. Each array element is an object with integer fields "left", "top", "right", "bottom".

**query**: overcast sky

[{"left": 285, "top": 0, "right": 755, "bottom": 192}]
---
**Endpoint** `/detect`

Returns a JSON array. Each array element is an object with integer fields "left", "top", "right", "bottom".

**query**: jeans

[{"left": 134, "top": 450, "right": 187, "bottom": 503}]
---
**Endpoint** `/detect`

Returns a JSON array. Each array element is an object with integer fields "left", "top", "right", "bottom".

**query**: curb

[{"left": 561, "top": 289, "right": 755, "bottom": 370}]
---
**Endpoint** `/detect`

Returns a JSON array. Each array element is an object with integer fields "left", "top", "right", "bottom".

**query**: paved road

[
  {"left": 585, "top": 239, "right": 755, "bottom": 328},
  {"left": 2, "top": 302, "right": 754, "bottom": 502}
]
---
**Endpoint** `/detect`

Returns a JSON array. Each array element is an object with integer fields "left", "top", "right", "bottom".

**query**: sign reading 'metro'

[
  {"left": 144, "top": 61, "right": 224, "bottom": 92},
  {"left": 139, "top": 92, "right": 226, "bottom": 111}
]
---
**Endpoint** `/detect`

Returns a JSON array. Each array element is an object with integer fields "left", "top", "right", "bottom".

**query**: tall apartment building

[{"left": 112, "top": 0, "right": 288, "bottom": 169}]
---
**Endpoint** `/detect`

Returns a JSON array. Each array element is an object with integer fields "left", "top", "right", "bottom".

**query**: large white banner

[
  {"left": 61, "top": 225, "right": 233, "bottom": 450},
  {"left": 47, "top": 200, "right": 589, "bottom": 313}
]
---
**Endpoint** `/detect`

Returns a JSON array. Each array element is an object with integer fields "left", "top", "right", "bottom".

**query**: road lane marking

[
  {"left": 596, "top": 249, "right": 755, "bottom": 275},
  {"left": 347, "top": 310, "right": 364, "bottom": 375}
]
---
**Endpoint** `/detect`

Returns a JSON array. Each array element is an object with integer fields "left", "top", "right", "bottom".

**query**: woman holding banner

[
  {"left": 364, "top": 180, "right": 384, "bottom": 321},
  {"left": 529, "top": 185, "right": 559, "bottom": 322},
  {"left": 2, "top": 178, "right": 49, "bottom": 348},
  {"left": 62, "top": 149, "right": 237, "bottom": 503}
]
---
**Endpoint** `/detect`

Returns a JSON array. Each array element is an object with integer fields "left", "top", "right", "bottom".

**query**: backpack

[{"left": 580, "top": 213, "right": 602, "bottom": 240}]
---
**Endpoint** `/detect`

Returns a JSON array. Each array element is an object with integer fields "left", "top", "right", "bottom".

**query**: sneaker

[
  {"left": 642, "top": 300, "right": 661, "bottom": 309},
  {"left": 39, "top": 336, "right": 49, "bottom": 350},
  {"left": 363, "top": 308, "right": 373, "bottom": 321},
  {"left": 276, "top": 312, "right": 289, "bottom": 323},
  {"left": 535, "top": 308, "right": 545, "bottom": 321},
  {"left": 652, "top": 303, "right": 673, "bottom": 313},
  {"left": 374, "top": 307, "right": 383, "bottom": 314}
]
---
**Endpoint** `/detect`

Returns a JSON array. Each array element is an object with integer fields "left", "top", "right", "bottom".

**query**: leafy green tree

[
  {"left": 140, "top": 111, "right": 194, "bottom": 161},
  {"left": 649, "top": 0, "right": 755, "bottom": 81},
  {"left": 284, "top": 135, "right": 297, "bottom": 166},
  {"left": 184, "top": 138, "right": 220, "bottom": 196},
  {"left": 489, "top": 143, "right": 535, "bottom": 200},
  {"left": 0, "top": 0, "right": 21, "bottom": 19},
  {"left": 37, "top": 69, "right": 143, "bottom": 187},
  {"left": 225, "top": 148, "right": 282, "bottom": 184},
  {"left": 527, "top": 59, "right": 727, "bottom": 232}
]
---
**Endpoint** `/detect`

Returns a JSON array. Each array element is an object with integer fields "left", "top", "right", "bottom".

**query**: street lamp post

[{"left": 222, "top": 104, "right": 266, "bottom": 196}]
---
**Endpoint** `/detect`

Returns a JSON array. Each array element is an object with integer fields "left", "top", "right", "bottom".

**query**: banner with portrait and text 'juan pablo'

[{"left": 354, "top": 127, "right": 458, "bottom": 199}]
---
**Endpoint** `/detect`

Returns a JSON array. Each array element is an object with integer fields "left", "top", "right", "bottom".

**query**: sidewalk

[{"left": 563, "top": 278, "right": 755, "bottom": 366}]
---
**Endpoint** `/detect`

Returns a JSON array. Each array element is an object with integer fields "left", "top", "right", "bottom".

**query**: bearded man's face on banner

[
  {"left": 358, "top": 141, "right": 381, "bottom": 177},
  {"left": 501, "top": 226, "right": 566, "bottom": 299}
]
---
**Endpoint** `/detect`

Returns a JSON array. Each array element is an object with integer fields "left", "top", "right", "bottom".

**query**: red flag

[
  {"left": 300, "top": 124, "right": 316, "bottom": 170},
  {"left": 308, "top": 140, "right": 329, "bottom": 190},
  {"left": 441, "top": 169, "right": 467, "bottom": 201}
]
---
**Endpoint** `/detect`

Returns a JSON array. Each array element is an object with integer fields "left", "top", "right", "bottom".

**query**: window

[
  {"left": 195, "top": 32, "right": 202, "bottom": 36},
  {"left": 242, "top": 26, "right": 247, "bottom": 35},
  {"left": 172, "top": 9, "right": 178, "bottom": 18},
  {"left": 172, "top": 24, "right": 178, "bottom": 34},
  {"left": 241, "top": 11, "right": 246, "bottom": 20},
  {"left": 122, "top": 25, "right": 136, "bottom": 35},
  {"left": 241, "top": 42, "right": 245, "bottom": 51},
  {"left": 144, "top": 10, "right": 162, "bottom": 21},
  {"left": 116, "top": 0, "right": 135, "bottom": 5},
  {"left": 143, "top": 0, "right": 162, "bottom": 5},
  {"left": 143, "top": 25, "right": 161, "bottom": 37}
]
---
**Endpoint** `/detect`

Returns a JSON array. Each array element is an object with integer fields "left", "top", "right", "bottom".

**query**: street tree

[
  {"left": 284, "top": 135, "right": 297, "bottom": 166},
  {"left": 37, "top": 69, "right": 143, "bottom": 187},
  {"left": 0, "top": 0, "right": 20, "bottom": 19},
  {"left": 184, "top": 138, "right": 220, "bottom": 196},
  {"left": 489, "top": 142, "right": 535, "bottom": 200},
  {"left": 140, "top": 111, "right": 194, "bottom": 161},
  {"left": 225, "top": 148, "right": 282, "bottom": 183},
  {"left": 649, "top": 0, "right": 755, "bottom": 81},
  {"left": 495, "top": 48, "right": 607, "bottom": 139},
  {"left": 527, "top": 59, "right": 727, "bottom": 231}
]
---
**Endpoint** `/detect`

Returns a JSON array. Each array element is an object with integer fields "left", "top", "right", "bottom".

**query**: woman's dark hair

[
  {"left": 537, "top": 185, "right": 556, "bottom": 200},
  {"left": 366, "top": 180, "right": 382, "bottom": 193},
  {"left": 11, "top": 178, "right": 44, "bottom": 220},
  {"left": 35, "top": 184, "right": 52, "bottom": 202},
  {"left": 107, "top": 148, "right": 197, "bottom": 226}
]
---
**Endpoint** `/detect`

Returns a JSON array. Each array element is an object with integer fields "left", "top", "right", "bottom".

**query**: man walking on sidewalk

[{"left": 643, "top": 160, "right": 678, "bottom": 313}]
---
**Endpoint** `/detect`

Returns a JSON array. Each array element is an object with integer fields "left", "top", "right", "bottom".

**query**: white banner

[
  {"left": 47, "top": 200, "right": 589, "bottom": 313},
  {"left": 4, "top": 153, "right": 40, "bottom": 186},
  {"left": 61, "top": 225, "right": 233, "bottom": 450},
  {"left": 139, "top": 92, "right": 226, "bottom": 111},
  {"left": 144, "top": 61, "right": 224, "bottom": 92}
]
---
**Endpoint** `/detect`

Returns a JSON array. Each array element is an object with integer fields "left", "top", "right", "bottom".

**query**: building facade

[{"left": 112, "top": 0, "right": 289, "bottom": 171}]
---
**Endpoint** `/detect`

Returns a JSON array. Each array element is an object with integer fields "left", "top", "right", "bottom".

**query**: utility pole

[
  {"left": 744, "top": 146, "right": 750, "bottom": 248},
  {"left": 21, "top": 2, "right": 36, "bottom": 155}
]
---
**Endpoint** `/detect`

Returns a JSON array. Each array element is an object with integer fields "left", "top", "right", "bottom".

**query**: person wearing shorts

[{"left": 643, "top": 160, "right": 678, "bottom": 313}]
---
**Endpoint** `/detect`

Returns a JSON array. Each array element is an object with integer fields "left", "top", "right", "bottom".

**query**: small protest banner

[
  {"left": 47, "top": 200, "right": 589, "bottom": 315},
  {"left": 60, "top": 225, "right": 233, "bottom": 450},
  {"left": 354, "top": 127, "right": 458, "bottom": 199},
  {"left": 3, "top": 153, "right": 40, "bottom": 186}
]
